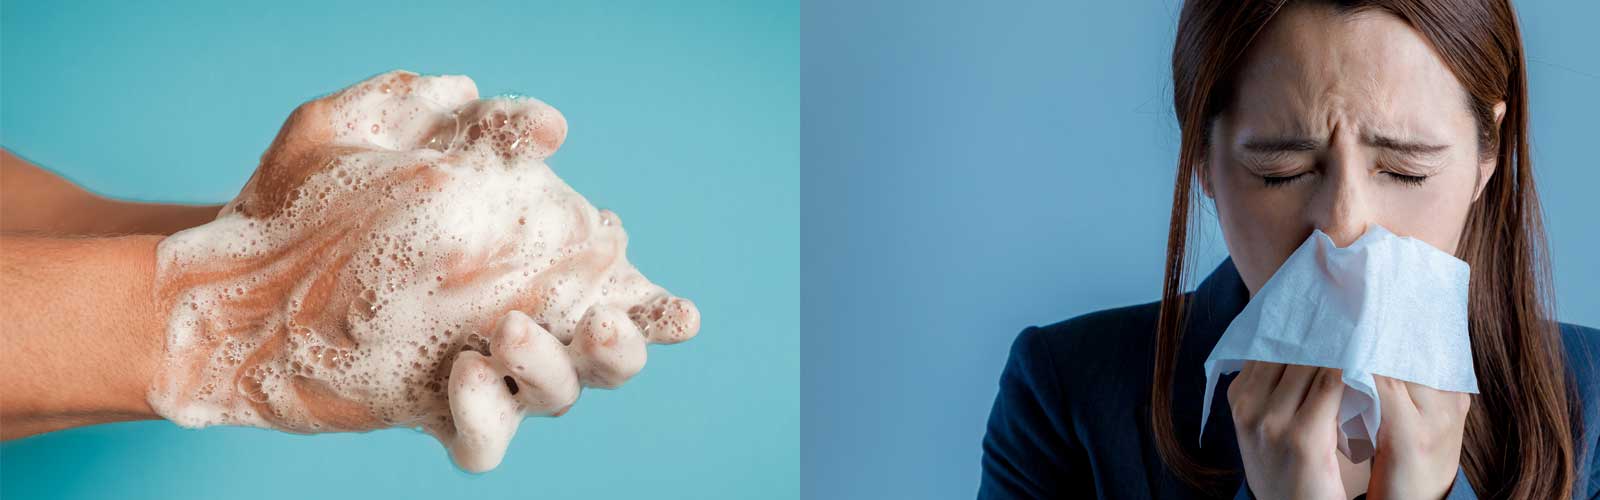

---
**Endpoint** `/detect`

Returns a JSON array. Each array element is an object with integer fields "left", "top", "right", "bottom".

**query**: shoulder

[
  {"left": 1559, "top": 322, "right": 1600, "bottom": 355},
  {"left": 1000, "top": 300, "right": 1164, "bottom": 403},
  {"left": 983, "top": 305, "right": 1165, "bottom": 496},
  {"left": 1009, "top": 300, "right": 1162, "bottom": 369},
  {"left": 1560, "top": 322, "right": 1600, "bottom": 392},
  {"left": 1557, "top": 322, "right": 1600, "bottom": 488}
]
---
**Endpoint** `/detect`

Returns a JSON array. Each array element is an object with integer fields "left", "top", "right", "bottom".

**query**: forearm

[
  {"left": 1, "top": 149, "right": 221, "bottom": 236},
  {"left": 0, "top": 234, "right": 166, "bottom": 439}
]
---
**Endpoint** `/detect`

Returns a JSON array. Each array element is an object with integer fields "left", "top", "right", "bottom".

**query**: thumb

[{"left": 445, "top": 350, "right": 524, "bottom": 473}]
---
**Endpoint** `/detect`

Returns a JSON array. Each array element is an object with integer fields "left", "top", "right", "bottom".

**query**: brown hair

[{"left": 1150, "top": 0, "right": 1580, "bottom": 497}]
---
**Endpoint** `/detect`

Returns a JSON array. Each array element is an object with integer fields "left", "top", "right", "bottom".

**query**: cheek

[
  {"left": 1208, "top": 163, "right": 1305, "bottom": 296},
  {"left": 1375, "top": 168, "right": 1479, "bottom": 255}
]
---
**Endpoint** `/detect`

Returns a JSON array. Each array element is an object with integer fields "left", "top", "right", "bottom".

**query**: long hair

[{"left": 1149, "top": 1, "right": 1578, "bottom": 497}]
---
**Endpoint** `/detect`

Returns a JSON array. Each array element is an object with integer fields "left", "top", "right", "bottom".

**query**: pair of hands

[
  {"left": 1228, "top": 362, "right": 1471, "bottom": 500},
  {"left": 148, "top": 70, "right": 698, "bottom": 472}
]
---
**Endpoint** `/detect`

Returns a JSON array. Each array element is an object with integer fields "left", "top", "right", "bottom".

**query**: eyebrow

[
  {"left": 1241, "top": 138, "right": 1320, "bottom": 153},
  {"left": 1240, "top": 135, "right": 1449, "bottom": 156}
]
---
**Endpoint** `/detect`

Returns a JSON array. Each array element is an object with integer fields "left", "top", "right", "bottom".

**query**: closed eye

[
  {"left": 1261, "top": 170, "right": 1429, "bottom": 188},
  {"left": 1260, "top": 171, "right": 1311, "bottom": 188},
  {"left": 1382, "top": 171, "right": 1429, "bottom": 186}
]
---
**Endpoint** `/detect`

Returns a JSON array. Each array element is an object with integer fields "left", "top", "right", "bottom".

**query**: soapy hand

[
  {"left": 1366, "top": 375, "right": 1470, "bottom": 500},
  {"left": 147, "top": 70, "right": 699, "bottom": 472},
  {"left": 1228, "top": 361, "right": 1348, "bottom": 500}
]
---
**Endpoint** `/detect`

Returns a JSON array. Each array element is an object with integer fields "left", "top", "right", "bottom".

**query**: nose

[{"left": 1307, "top": 151, "right": 1372, "bottom": 248}]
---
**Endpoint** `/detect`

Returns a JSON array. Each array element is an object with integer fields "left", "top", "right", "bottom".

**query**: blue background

[
  {"left": 802, "top": 0, "right": 1599, "bottom": 498},
  {"left": 1, "top": 1, "right": 797, "bottom": 499}
]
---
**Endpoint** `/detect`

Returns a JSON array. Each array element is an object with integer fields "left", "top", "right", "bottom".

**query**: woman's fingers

[
  {"left": 490, "top": 310, "right": 581, "bottom": 415},
  {"left": 1296, "top": 368, "right": 1345, "bottom": 424},
  {"left": 1373, "top": 375, "right": 1419, "bottom": 428},
  {"left": 1227, "top": 361, "right": 1259, "bottom": 415},
  {"left": 1401, "top": 380, "right": 1472, "bottom": 420},
  {"left": 570, "top": 305, "right": 649, "bottom": 388},
  {"left": 1255, "top": 361, "right": 1288, "bottom": 392},
  {"left": 1266, "top": 364, "right": 1320, "bottom": 416},
  {"left": 446, "top": 350, "right": 523, "bottom": 473}
]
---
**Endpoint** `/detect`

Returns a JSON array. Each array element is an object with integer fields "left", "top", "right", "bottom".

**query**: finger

[
  {"left": 1232, "top": 361, "right": 1285, "bottom": 422},
  {"left": 382, "top": 74, "right": 479, "bottom": 151},
  {"left": 1238, "top": 360, "right": 1260, "bottom": 384},
  {"left": 570, "top": 305, "right": 648, "bottom": 388},
  {"left": 1402, "top": 380, "right": 1472, "bottom": 420},
  {"left": 446, "top": 350, "right": 524, "bottom": 473},
  {"left": 1266, "top": 364, "right": 1319, "bottom": 416},
  {"left": 490, "top": 310, "right": 580, "bottom": 416},
  {"left": 325, "top": 70, "right": 481, "bottom": 151},
  {"left": 453, "top": 97, "right": 568, "bottom": 162},
  {"left": 1296, "top": 367, "right": 1345, "bottom": 424},
  {"left": 1227, "top": 361, "right": 1256, "bottom": 409},
  {"left": 264, "top": 99, "right": 337, "bottom": 160},
  {"left": 1373, "top": 375, "right": 1418, "bottom": 427},
  {"left": 411, "top": 74, "right": 480, "bottom": 111},
  {"left": 1255, "top": 361, "right": 1288, "bottom": 392},
  {"left": 627, "top": 294, "right": 700, "bottom": 345},
  {"left": 604, "top": 251, "right": 700, "bottom": 345}
]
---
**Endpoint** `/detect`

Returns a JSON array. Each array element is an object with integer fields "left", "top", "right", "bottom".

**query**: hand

[
  {"left": 1228, "top": 362, "right": 1348, "bottom": 500},
  {"left": 1366, "top": 375, "right": 1470, "bottom": 500},
  {"left": 147, "top": 70, "right": 700, "bottom": 472}
]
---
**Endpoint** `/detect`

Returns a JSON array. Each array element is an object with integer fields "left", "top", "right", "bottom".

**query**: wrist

[{"left": 93, "top": 198, "right": 223, "bottom": 236}]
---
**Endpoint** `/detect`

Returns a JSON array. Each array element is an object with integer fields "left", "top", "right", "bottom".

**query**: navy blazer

[{"left": 979, "top": 258, "right": 1600, "bottom": 499}]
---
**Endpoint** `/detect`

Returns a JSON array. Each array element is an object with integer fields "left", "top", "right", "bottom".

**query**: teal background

[
  {"left": 801, "top": 0, "right": 1600, "bottom": 498},
  {"left": 1, "top": 1, "right": 797, "bottom": 499}
]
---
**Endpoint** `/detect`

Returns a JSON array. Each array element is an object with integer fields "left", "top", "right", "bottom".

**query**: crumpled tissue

[{"left": 1199, "top": 224, "right": 1477, "bottom": 462}]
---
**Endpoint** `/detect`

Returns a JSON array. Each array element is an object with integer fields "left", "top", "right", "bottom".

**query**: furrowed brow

[
  {"left": 1364, "top": 134, "right": 1449, "bottom": 155},
  {"left": 1241, "top": 137, "right": 1321, "bottom": 153}
]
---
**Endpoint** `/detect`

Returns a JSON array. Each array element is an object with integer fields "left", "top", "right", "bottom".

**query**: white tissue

[{"left": 1198, "top": 224, "right": 1477, "bottom": 463}]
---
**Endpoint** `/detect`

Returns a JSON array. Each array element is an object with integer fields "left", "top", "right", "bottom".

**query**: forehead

[{"left": 1227, "top": 3, "right": 1471, "bottom": 137}]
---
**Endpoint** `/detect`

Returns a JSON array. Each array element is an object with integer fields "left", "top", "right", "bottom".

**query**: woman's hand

[
  {"left": 147, "top": 70, "right": 699, "bottom": 472},
  {"left": 1228, "top": 361, "right": 1348, "bottom": 500},
  {"left": 1366, "top": 376, "right": 1471, "bottom": 500}
]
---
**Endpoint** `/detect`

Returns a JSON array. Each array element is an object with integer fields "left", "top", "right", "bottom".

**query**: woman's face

[{"left": 1202, "top": 3, "right": 1505, "bottom": 296}]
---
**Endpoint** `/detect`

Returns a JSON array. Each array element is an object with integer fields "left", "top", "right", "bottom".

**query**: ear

[
  {"left": 1472, "top": 101, "right": 1507, "bottom": 202},
  {"left": 1199, "top": 116, "right": 1224, "bottom": 200}
]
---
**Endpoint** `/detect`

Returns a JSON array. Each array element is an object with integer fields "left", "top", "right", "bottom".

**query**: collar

[
  {"left": 1185, "top": 257, "right": 1251, "bottom": 352},
  {"left": 1171, "top": 257, "right": 1252, "bottom": 462}
]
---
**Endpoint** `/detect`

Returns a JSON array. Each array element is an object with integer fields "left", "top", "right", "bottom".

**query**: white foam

[{"left": 147, "top": 71, "right": 699, "bottom": 472}]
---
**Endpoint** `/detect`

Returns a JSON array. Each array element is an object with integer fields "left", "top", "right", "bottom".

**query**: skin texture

[
  {"left": 0, "top": 235, "right": 166, "bottom": 440},
  {"left": 1, "top": 149, "right": 223, "bottom": 236},
  {"left": 1, "top": 72, "right": 699, "bottom": 474},
  {"left": 147, "top": 71, "right": 698, "bottom": 472},
  {"left": 1201, "top": 4, "right": 1499, "bottom": 500},
  {"left": 0, "top": 151, "right": 225, "bottom": 439}
]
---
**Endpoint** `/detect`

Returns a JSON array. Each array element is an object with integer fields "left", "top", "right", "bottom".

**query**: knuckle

[
  {"left": 1285, "top": 431, "right": 1319, "bottom": 455},
  {"left": 1257, "top": 414, "right": 1289, "bottom": 439},
  {"left": 1230, "top": 404, "right": 1260, "bottom": 432},
  {"left": 1226, "top": 378, "right": 1247, "bottom": 405},
  {"left": 291, "top": 99, "right": 327, "bottom": 121},
  {"left": 1318, "top": 369, "right": 1341, "bottom": 390}
]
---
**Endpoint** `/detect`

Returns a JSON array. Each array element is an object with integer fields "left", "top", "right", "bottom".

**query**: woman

[{"left": 978, "top": 0, "right": 1598, "bottom": 498}]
